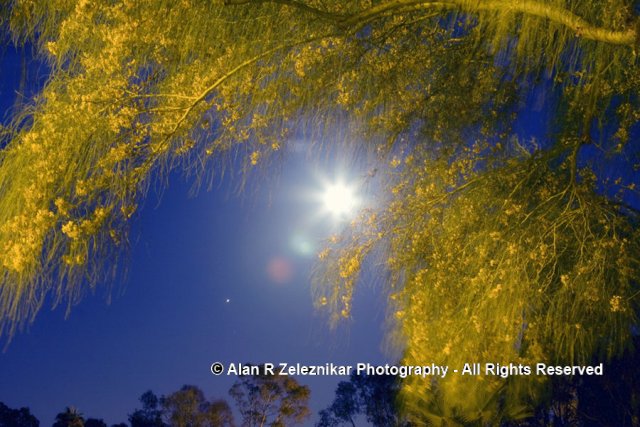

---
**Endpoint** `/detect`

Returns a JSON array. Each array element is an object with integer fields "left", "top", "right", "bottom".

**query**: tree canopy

[
  {"left": 161, "top": 385, "right": 235, "bottom": 427},
  {"left": 129, "top": 391, "right": 165, "bottom": 427},
  {"left": 318, "top": 373, "right": 409, "bottom": 427},
  {"left": 0, "top": 401, "right": 39, "bottom": 427},
  {"left": 53, "top": 407, "right": 84, "bottom": 427},
  {"left": 0, "top": 0, "right": 639, "bottom": 422},
  {"left": 229, "top": 365, "right": 310, "bottom": 427}
]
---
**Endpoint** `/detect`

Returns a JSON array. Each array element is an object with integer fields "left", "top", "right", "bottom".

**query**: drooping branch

[
  {"left": 223, "top": 0, "right": 339, "bottom": 21},
  {"left": 166, "top": 34, "right": 336, "bottom": 139},
  {"left": 345, "top": 1, "right": 637, "bottom": 45},
  {"left": 226, "top": 0, "right": 638, "bottom": 46},
  {"left": 141, "top": 33, "right": 337, "bottom": 171}
]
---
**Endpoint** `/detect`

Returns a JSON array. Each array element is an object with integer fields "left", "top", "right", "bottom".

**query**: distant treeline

[{"left": 3, "top": 354, "right": 640, "bottom": 426}]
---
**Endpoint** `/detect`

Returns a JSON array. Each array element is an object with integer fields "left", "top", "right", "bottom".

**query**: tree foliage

[
  {"left": 229, "top": 364, "right": 310, "bottom": 427},
  {"left": 84, "top": 419, "right": 107, "bottom": 427},
  {"left": 130, "top": 387, "right": 235, "bottom": 427},
  {"left": 0, "top": 0, "right": 639, "bottom": 422},
  {"left": 52, "top": 407, "right": 84, "bottom": 427},
  {"left": 161, "top": 385, "right": 235, "bottom": 427},
  {"left": 318, "top": 373, "right": 410, "bottom": 427},
  {"left": 129, "top": 391, "right": 165, "bottom": 427},
  {"left": 317, "top": 139, "right": 640, "bottom": 422},
  {"left": 0, "top": 401, "right": 39, "bottom": 427}
]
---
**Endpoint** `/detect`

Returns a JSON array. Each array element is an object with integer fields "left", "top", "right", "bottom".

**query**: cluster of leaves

[
  {"left": 53, "top": 407, "right": 111, "bottom": 427},
  {"left": 229, "top": 365, "right": 311, "bottom": 427},
  {"left": 129, "top": 387, "right": 234, "bottom": 427},
  {"left": 0, "top": 0, "right": 323, "bottom": 335},
  {"left": 0, "top": 401, "right": 39, "bottom": 427},
  {"left": 316, "top": 140, "right": 640, "bottom": 422}
]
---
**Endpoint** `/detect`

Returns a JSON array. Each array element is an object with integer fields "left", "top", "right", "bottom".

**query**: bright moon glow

[{"left": 321, "top": 181, "right": 359, "bottom": 219}]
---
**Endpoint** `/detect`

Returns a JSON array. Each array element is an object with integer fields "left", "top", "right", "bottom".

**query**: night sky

[{"left": 0, "top": 46, "right": 390, "bottom": 425}]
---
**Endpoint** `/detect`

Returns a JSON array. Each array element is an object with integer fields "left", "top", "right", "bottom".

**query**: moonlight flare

[{"left": 320, "top": 180, "right": 360, "bottom": 221}]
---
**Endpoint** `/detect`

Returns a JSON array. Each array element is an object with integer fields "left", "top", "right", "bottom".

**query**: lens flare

[{"left": 321, "top": 181, "right": 358, "bottom": 219}]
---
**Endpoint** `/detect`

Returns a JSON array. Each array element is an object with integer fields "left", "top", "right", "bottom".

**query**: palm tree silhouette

[{"left": 53, "top": 406, "right": 84, "bottom": 427}]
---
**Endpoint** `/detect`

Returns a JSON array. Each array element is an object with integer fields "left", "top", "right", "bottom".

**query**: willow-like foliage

[
  {"left": 317, "top": 140, "right": 640, "bottom": 421},
  {"left": 0, "top": 0, "right": 639, "bottom": 420}
]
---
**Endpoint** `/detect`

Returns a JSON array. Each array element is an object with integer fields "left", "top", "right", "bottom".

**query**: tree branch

[
  {"left": 223, "top": 0, "right": 339, "bottom": 21},
  {"left": 139, "top": 33, "right": 336, "bottom": 172},
  {"left": 343, "top": 1, "right": 637, "bottom": 45},
  {"left": 167, "top": 34, "right": 334, "bottom": 138},
  {"left": 228, "top": 0, "right": 637, "bottom": 46}
]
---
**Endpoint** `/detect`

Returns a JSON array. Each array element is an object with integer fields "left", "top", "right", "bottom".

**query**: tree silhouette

[
  {"left": 0, "top": 0, "right": 638, "bottom": 422},
  {"left": 161, "top": 385, "right": 235, "bottom": 427},
  {"left": 129, "top": 391, "right": 165, "bottom": 427},
  {"left": 0, "top": 401, "right": 39, "bottom": 427},
  {"left": 230, "top": 365, "right": 310, "bottom": 427},
  {"left": 202, "top": 401, "right": 235, "bottom": 427},
  {"left": 128, "top": 387, "right": 234, "bottom": 427},
  {"left": 317, "top": 373, "right": 410, "bottom": 427},
  {"left": 317, "top": 381, "right": 360, "bottom": 427},
  {"left": 52, "top": 407, "right": 84, "bottom": 427},
  {"left": 84, "top": 419, "right": 107, "bottom": 427},
  {"left": 508, "top": 336, "right": 640, "bottom": 426}
]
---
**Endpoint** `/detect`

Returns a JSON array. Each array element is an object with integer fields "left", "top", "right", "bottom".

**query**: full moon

[{"left": 321, "top": 181, "right": 359, "bottom": 219}]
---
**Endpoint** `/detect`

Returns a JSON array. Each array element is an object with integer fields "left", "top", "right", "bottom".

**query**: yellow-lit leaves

[{"left": 315, "top": 141, "right": 640, "bottom": 421}]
